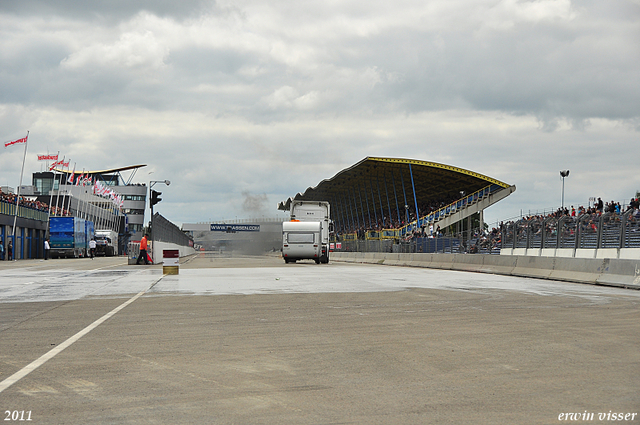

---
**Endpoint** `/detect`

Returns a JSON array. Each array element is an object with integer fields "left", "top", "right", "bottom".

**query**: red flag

[
  {"left": 4, "top": 136, "right": 28, "bottom": 148},
  {"left": 49, "top": 160, "right": 63, "bottom": 171},
  {"left": 67, "top": 168, "right": 75, "bottom": 184}
]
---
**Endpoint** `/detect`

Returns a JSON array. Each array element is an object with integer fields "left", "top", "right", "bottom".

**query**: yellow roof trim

[
  {"left": 53, "top": 164, "right": 147, "bottom": 174},
  {"left": 366, "top": 157, "right": 510, "bottom": 188}
]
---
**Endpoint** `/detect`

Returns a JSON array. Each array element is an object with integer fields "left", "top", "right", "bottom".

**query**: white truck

[
  {"left": 95, "top": 230, "right": 118, "bottom": 256},
  {"left": 283, "top": 201, "right": 332, "bottom": 264}
]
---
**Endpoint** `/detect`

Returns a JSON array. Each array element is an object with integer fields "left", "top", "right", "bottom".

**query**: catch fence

[
  {"left": 152, "top": 213, "right": 193, "bottom": 247},
  {"left": 333, "top": 209, "right": 640, "bottom": 255},
  {"left": 334, "top": 231, "right": 499, "bottom": 255},
  {"left": 501, "top": 209, "right": 640, "bottom": 250}
]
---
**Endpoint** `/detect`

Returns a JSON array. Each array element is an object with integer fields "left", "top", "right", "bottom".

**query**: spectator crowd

[
  {"left": 491, "top": 196, "right": 640, "bottom": 253},
  {"left": 0, "top": 189, "right": 69, "bottom": 216}
]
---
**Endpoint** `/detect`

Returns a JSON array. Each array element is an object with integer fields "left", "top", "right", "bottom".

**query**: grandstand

[{"left": 278, "top": 156, "right": 516, "bottom": 240}]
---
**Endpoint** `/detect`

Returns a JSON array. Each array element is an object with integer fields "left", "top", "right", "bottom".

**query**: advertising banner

[{"left": 210, "top": 224, "right": 261, "bottom": 232}]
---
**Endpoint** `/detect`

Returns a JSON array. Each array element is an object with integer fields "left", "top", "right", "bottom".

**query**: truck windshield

[{"left": 287, "top": 233, "right": 315, "bottom": 244}]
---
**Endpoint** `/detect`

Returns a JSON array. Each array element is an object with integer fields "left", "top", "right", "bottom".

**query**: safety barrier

[{"left": 330, "top": 252, "right": 640, "bottom": 290}]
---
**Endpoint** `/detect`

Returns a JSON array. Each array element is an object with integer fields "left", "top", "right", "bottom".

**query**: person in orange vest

[{"left": 136, "top": 234, "right": 150, "bottom": 265}]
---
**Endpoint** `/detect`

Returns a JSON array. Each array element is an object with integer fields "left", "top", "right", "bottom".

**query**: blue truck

[{"left": 49, "top": 217, "right": 95, "bottom": 258}]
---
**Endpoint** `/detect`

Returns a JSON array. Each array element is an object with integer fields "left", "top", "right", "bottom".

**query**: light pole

[
  {"left": 149, "top": 179, "right": 170, "bottom": 263},
  {"left": 560, "top": 170, "right": 570, "bottom": 209}
]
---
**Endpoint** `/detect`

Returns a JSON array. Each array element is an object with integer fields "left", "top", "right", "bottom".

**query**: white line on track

[
  {"left": 0, "top": 274, "right": 164, "bottom": 394},
  {"left": 91, "top": 261, "right": 129, "bottom": 271}
]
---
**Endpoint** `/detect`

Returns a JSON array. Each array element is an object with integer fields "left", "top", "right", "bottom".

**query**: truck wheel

[{"left": 315, "top": 258, "right": 320, "bottom": 264}]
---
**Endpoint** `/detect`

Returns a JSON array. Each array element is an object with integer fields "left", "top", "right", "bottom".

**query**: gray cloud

[{"left": 0, "top": 0, "right": 211, "bottom": 21}]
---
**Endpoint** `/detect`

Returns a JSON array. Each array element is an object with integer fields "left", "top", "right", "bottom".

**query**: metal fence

[
  {"left": 502, "top": 209, "right": 640, "bottom": 250},
  {"left": 335, "top": 230, "right": 501, "bottom": 255},
  {"left": 0, "top": 200, "right": 49, "bottom": 222},
  {"left": 152, "top": 213, "right": 193, "bottom": 247}
]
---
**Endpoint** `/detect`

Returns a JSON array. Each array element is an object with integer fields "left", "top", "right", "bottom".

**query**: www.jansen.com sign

[{"left": 210, "top": 224, "right": 260, "bottom": 232}]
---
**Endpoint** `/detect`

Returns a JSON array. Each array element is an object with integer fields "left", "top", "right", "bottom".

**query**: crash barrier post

[{"left": 163, "top": 249, "right": 179, "bottom": 275}]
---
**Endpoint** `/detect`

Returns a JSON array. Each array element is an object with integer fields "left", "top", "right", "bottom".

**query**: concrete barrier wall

[
  {"left": 152, "top": 241, "right": 196, "bottom": 264},
  {"left": 598, "top": 259, "right": 640, "bottom": 287},
  {"left": 549, "top": 257, "right": 604, "bottom": 284},
  {"left": 502, "top": 247, "right": 640, "bottom": 260},
  {"left": 330, "top": 252, "right": 640, "bottom": 290},
  {"left": 480, "top": 255, "right": 518, "bottom": 275},
  {"left": 512, "top": 256, "right": 555, "bottom": 280}
]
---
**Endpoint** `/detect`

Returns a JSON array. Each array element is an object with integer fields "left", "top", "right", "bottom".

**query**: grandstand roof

[
  {"left": 277, "top": 157, "right": 512, "bottom": 212},
  {"left": 54, "top": 164, "right": 147, "bottom": 174}
]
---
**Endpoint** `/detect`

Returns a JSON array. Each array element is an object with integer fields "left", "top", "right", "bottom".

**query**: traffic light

[{"left": 150, "top": 190, "right": 162, "bottom": 206}]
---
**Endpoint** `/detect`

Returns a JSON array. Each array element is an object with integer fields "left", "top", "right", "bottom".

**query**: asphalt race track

[{"left": 1, "top": 255, "right": 639, "bottom": 424}]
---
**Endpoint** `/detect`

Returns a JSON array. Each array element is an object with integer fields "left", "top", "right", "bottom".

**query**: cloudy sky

[{"left": 1, "top": 0, "right": 639, "bottom": 227}]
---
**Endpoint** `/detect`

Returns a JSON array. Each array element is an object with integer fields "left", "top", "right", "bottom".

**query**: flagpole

[
  {"left": 62, "top": 160, "right": 69, "bottom": 217},
  {"left": 99, "top": 200, "right": 104, "bottom": 229},
  {"left": 11, "top": 131, "right": 29, "bottom": 255},
  {"left": 47, "top": 151, "right": 60, "bottom": 231},
  {"left": 54, "top": 156, "right": 65, "bottom": 219},
  {"left": 77, "top": 169, "right": 84, "bottom": 219},
  {"left": 66, "top": 163, "right": 75, "bottom": 216},
  {"left": 53, "top": 157, "right": 64, "bottom": 215},
  {"left": 102, "top": 202, "right": 106, "bottom": 230},
  {"left": 80, "top": 169, "right": 87, "bottom": 220}
]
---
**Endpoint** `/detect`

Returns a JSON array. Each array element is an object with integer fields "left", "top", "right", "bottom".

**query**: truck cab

[
  {"left": 289, "top": 201, "right": 332, "bottom": 264},
  {"left": 95, "top": 230, "right": 118, "bottom": 256}
]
